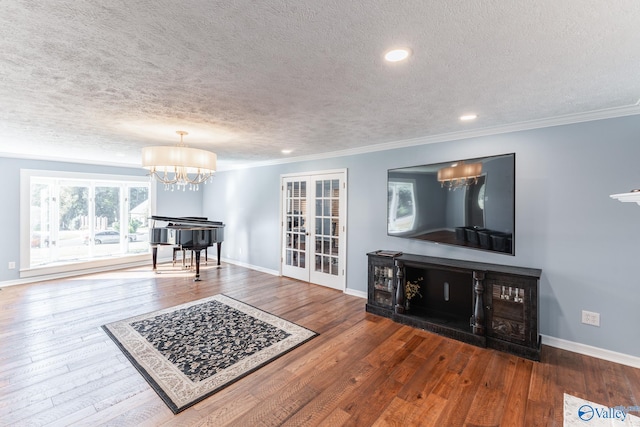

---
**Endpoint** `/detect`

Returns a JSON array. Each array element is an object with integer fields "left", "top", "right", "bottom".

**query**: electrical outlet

[
  {"left": 582, "top": 310, "right": 600, "bottom": 327},
  {"left": 8, "top": 261, "right": 15, "bottom": 270}
]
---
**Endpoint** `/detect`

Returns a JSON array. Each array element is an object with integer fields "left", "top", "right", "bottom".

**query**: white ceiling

[{"left": 1, "top": 1, "right": 639, "bottom": 170}]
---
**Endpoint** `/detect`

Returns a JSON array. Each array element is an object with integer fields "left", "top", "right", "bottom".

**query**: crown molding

[
  {"left": 2, "top": 103, "right": 639, "bottom": 172},
  {"left": 0, "top": 151, "right": 142, "bottom": 169},
  {"left": 223, "top": 103, "right": 640, "bottom": 171}
]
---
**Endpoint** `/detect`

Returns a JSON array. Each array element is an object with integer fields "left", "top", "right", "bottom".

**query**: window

[
  {"left": 21, "top": 170, "right": 151, "bottom": 277},
  {"left": 388, "top": 180, "right": 416, "bottom": 233}
]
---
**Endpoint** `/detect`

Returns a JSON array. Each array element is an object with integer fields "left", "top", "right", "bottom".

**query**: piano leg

[
  {"left": 152, "top": 245, "right": 158, "bottom": 272},
  {"left": 217, "top": 242, "right": 222, "bottom": 266},
  {"left": 194, "top": 249, "right": 202, "bottom": 281}
]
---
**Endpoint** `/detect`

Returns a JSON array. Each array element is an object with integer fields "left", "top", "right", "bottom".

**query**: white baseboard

[
  {"left": 344, "top": 288, "right": 367, "bottom": 299},
  {"left": 220, "top": 258, "right": 280, "bottom": 276},
  {"left": 221, "top": 258, "right": 369, "bottom": 300},
  {"left": 542, "top": 335, "right": 640, "bottom": 369}
]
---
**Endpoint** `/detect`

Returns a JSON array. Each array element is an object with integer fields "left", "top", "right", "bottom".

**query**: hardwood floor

[{"left": 1, "top": 263, "right": 638, "bottom": 426}]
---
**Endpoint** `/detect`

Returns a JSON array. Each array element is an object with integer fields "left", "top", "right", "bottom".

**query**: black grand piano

[{"left": 149, "top": 215, "right": 225, "bottom": 281}]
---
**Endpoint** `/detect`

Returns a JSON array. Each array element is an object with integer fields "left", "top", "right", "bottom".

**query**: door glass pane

[
  {"left": 312, "top": 177, "right": 342, "bottom": 275},
  {"left": 331, "top": 238, "right": 339, "bottom": 255},
  {"left": 284, "top": 179, "right": 307, "bottom": 270}
]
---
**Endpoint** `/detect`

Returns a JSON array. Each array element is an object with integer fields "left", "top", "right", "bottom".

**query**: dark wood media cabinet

[{"left": 366, "top": 251, "right": 542, "bottom": 360}]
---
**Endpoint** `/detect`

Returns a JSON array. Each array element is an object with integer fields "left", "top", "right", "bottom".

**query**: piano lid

[{"left": 150, "top": 215, "right": 224, "bottom": 227}]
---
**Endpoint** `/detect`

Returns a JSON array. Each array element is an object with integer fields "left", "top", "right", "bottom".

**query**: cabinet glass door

[{"left": 372, "top": 263, "right": 394, "bottom": 308}]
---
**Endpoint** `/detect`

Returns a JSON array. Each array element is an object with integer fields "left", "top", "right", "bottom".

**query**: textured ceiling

[{"left": 1, "top": 1, "right": 639, "bottom": 170}]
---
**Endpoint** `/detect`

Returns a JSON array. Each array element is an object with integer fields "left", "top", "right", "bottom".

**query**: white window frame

[{"left": 19, "top": 169, "right": 154, "bottom": 279}]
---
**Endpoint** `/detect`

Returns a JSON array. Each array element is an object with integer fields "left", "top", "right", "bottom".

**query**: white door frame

[{"left": 280, "top": 169, "right": 347, "bottom": 291}]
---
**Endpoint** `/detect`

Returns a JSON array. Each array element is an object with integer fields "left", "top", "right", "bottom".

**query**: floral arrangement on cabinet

[{"left": 404, "top": 277, "right": 423, "bottom": 310}]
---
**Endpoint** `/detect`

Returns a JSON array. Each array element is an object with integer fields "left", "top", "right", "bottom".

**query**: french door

[{"left": 281, "top": 170, "right": 346, "bottom": 290}]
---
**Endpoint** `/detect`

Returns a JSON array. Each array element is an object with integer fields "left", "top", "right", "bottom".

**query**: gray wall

[
  {"left": 1, "top": 115, "right": 638, "bottom": 357},
  {"left": 203, "top": 115, "right": 640, "bottom": 357}
]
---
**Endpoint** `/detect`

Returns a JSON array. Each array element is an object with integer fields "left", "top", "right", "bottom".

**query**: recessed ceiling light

[
  {"left": 460, "top": 114, "right": 478, "bottom": 121},
  {"left": 281, "top": 149, "right": 292, "bottom": 154},
  {"left": 384, "top": 48, "right": 411, "bottom": 62}
]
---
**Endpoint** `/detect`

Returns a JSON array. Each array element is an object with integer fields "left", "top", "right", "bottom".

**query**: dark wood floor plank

[
  {"left": 231, "top": 381, "right": 320, "bottom": 426},
  {"left": 397, "top": 338, "right": 464, "bottom": 404},
  {"left": 600, "top": 356, "right": 640, "bottom": 409},
  {"left": 500, "top": 356, "right": 534, "bottom": 426},
  {"left": 371, "top": 393, "right": 445, "bottom": 427},
  {"left": 0, "top": 262, "right": 638, "bottom": 426},
  {"left": 554, "top": 346, "right": 588, "bottom": 396},
  {"left": 528, "top": 346, "right": 565, "bottom": 426},
  {"left": 433, "top": 346, "right": 493, "bottom": 426},
  {"left": 281, "top": 360, "right": 375, "bottom": 426},
  {"left": 464, "top": 351, "right": 517, "bottom": 426}
]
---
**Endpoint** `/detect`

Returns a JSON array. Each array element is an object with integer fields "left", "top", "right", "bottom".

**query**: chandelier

[
  {"left": 141, "top": 131, "right": 217, "bottom": 191},
  {"left": 437, "top": 161, "right": 482, "bottom": 190}
]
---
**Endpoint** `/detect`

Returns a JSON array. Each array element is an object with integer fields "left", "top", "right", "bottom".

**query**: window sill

[{"left": 20, "top": 253, "right": 151, "bottom": 279}]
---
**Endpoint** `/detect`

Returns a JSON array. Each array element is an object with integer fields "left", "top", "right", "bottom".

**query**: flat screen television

[{"left": 387, "top": 153, "right": 515, "bottom": 255}]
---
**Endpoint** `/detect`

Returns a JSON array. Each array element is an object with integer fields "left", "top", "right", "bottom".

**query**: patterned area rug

[{"left": 102, "top": 294, "right": 317, "bottom": 414}]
